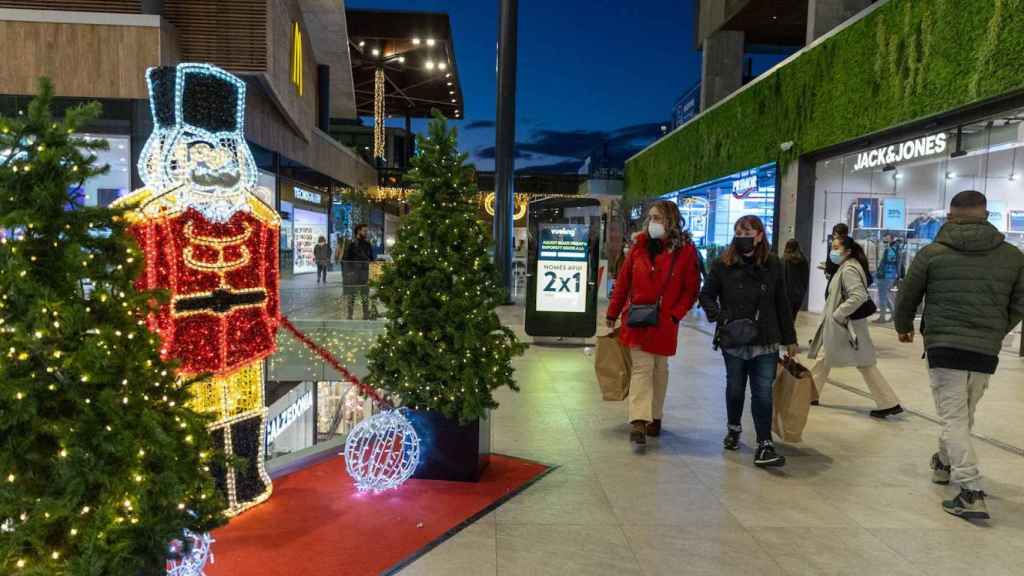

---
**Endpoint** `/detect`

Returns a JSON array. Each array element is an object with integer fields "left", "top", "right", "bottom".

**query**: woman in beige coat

[{"left": 808, "top": 235, "right": 903, "bottom": 418}]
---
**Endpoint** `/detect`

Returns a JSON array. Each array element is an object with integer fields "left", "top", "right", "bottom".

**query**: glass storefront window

[
  {"left": 265, "top": 381, "right": 316, "bottom": 460},
  {"left": 655, "top": 162, "right": 778, "bottom": 261},
  {"left": 809, "top": 107, "right": 1024, "bottom": 351},
  {"left": 73, "top": 134, "right": 131, "bottom": 207}
]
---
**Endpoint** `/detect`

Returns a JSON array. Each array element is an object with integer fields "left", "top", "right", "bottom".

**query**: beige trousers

[
  {"left": 629, "top": 349, "right": 669, "bottom": 423},
  {"left": 930, "top": 368, "right": 990, "bottom": 490},
  {"left": 810, "top": 356, "right": 900, "bottom": 410}
]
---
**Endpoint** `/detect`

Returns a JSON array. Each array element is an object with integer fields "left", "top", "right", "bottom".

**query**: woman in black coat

[
  {"left": 699, "top": 216, "right": 798, "bottom": 468},
  {"left": 782, "top": 239, "right": 810, "bottom": 322}
]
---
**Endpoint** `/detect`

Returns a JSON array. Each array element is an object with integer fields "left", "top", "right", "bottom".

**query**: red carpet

[{"left": 206, "top": 454, "right": 551, "bottom": 576}]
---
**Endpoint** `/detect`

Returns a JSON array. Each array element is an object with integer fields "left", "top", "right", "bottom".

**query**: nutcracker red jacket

[{"left": 607, "top": 233, "right": 701, "bottom": 356}]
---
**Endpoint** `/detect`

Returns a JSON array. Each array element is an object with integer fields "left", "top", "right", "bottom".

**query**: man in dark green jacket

[{"left": 896, "top": 190, "right": 1024, "bottom": 521}]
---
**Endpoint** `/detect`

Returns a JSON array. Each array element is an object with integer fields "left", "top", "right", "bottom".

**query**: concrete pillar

[
  {"left": 778, "top": 157, "right": 817, "bottom": 309},
  {"left": 700, "top": 30, "right": 744, "bottom": 111},
  {"left": 806, "top": 0, "right": 873, "bottom": 43}
]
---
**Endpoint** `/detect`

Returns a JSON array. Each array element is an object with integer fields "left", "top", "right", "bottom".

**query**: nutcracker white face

[{"left": 138, "top": 63, "right": 259, "bottom": 223}]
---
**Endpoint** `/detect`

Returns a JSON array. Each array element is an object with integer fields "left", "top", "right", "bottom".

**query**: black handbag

[
  {"left": 627, "top": 250, "right": 679, "bottom": 328},
  {"left": 841, "top": 265, "right": 878, "bottom": 321},
  {"left": 714, "top": 269, "right": 767, "bottom": 350}
]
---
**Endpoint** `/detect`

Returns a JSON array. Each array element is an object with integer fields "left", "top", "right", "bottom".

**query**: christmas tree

[
  {"left": 367, "top": 114, "right": 526, "bottom": 424},
  {"left": 0, "top": 80, "right": 223, "bottom": 575}
]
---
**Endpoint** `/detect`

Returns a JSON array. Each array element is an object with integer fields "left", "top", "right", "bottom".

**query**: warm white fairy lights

[
  {"left": 344, "top": 409, "right": 420, "bottom": 493},
  {"left": 135, "top": 63, "right": 261, "bottom": 224},
  {"left": 165, "top": 529, "right": 214, "bottom": 576},
  {"left": 373, "top": 67, "right": 386, "bottom": 161}
]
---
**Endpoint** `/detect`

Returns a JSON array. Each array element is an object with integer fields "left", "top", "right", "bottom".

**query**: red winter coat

[{"left": 607, "top": 233, "right": 700, "bottom": 357}]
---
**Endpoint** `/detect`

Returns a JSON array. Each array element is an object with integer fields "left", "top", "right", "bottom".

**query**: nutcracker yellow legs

[{"left": 188, "top": 361, "right": 273, "bottom": 517}]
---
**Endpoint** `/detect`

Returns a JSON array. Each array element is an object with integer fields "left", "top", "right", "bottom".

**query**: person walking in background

[
  {"left": 874, "top": 233, "right": 900, "bottom": 323},
  {"left": 607, "top": 200, "right": 700, "bottom": 445},
  {"left": 822, "top": 223, "right": 849, "bottom": 289},
  {"left": 343, "top": 224, "right": 375, "bottom": 320},
  {"left": 895, "top": 190, "right": 1024, "bottom": 520},
  {"left": 808, "top": 235, "right": 903, "bottom": 418},
  {"left": 782, "top": 238, "right": 810, "bottom": 323},
  {"left": 700, "top": 216, "right": 798, "bottom": 467},
  {"left": 314, "top": 235, "right": 331, "bottom": 285}
]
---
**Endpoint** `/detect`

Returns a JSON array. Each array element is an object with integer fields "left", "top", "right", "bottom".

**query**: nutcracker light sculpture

[{"left": 115, "top": 63, "right": 278, "bottom": 516}]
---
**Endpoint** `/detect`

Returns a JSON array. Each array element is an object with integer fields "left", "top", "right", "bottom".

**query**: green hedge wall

[{"left": 625, "top": 0, "right": 1024, "bottom": 202}]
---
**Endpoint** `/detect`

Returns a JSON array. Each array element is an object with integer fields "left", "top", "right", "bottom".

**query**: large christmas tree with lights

[
  {"left": 367, "top": 114, "right": 526, "bottom": 424},
  {"left": 0, "top": 79, "right": 223, "bottom": 575}
]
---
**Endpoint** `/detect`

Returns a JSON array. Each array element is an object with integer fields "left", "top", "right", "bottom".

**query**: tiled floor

[
  {"left": 272, "top": 273, "right": 1024, "bottom": 575},
  {"left": 397, "top": 312, "right": 1024, "bottom": 576}
]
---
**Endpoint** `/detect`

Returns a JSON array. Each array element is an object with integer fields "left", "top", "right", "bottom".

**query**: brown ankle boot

[
  {"left": 630, "top": 421, "right": 647, "bottom": 445},
  {"left": 646, "top": 419, "right": 662, "bottom": 437}
]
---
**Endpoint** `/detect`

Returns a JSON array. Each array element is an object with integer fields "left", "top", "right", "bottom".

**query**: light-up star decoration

[
  {"left": 345, "top": 409, "right": 421, "bottom": 493},
  {"left": 114, "top": 63, "right": 279, "bottom": 517}
]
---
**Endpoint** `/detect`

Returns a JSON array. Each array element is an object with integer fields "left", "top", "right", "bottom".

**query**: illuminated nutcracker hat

[{"left": 138, "top": 63, "right": 258, "bottom": 195}]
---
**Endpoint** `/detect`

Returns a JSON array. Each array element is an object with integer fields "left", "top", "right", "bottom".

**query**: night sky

[{"left": 345, "top": 0, "right": 787, "bottom": 173}]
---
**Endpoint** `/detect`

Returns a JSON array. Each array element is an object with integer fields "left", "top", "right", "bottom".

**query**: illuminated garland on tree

[
  {"left": 366, "top": 113, "right": 527, "bottom": 424},
  {"left": 0, "top": 79, "right": 224, "bottom": 575}
]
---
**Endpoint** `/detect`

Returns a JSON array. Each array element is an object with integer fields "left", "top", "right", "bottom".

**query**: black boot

[{"left": 723, "top": 428, "right": 741, "bottom": 451}]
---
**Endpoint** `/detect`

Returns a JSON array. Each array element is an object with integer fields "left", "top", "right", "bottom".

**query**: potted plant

[{"left": 366, "top": 114, "right": 526, "bottom": 481}]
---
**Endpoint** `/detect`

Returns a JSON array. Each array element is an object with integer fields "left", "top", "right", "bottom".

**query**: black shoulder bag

[
  {"left": 714, "top": 268, "right": 767, "bottom": 350},
  {"left": 843, "top": 264, "right": 878, "bottom": 321},
  {"left": 627, "top": 249, "right": 680, "bottom": 328}
]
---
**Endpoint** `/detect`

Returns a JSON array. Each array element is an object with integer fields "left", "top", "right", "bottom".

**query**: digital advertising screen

[{"left": 535, "top": 223, "right": 590, "bottom": 313}]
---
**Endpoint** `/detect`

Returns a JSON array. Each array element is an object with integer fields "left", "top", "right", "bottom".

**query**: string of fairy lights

[{"left": 373, "top": 68, "right": 386, "bottom": 161}]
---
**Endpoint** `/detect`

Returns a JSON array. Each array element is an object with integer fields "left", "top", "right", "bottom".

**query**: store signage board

[
  {"left": 266, "top": 389, "right": 313, "bottom": 446},
  {"left": 883, "top": 198, "right": 906, "bottom": 230},
  {"left": 731, "top": 173, "right": 759, "bottom": 199},
  {"left": 535, "top": 224, "right": 589, "bottom": 313},
  {"left": 294, "top": 186, "right": 322, "bottom": 205},
  {"left": 853, "top": 133, "right": 948, "bottom": 171}
]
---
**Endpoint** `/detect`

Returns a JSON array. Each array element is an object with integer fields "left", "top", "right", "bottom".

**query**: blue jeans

[
  {"left": 723, "top": 352, "right": 777, "bottom": 443},
  {"left": 876, "top": 278, "right": 894, "bottom": 315}
]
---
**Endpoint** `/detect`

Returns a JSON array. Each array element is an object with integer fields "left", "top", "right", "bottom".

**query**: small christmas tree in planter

[
  {"left": 0, "top": 79, "right": 223, "bottom": 575},
  {"left": 366, "top": 114, "right": 526, "bottom": 482}
]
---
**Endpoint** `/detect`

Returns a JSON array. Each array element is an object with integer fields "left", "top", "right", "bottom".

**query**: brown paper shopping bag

[
  {"left": 595, "top": 329, "right": 631, "bottom": 401},
  {"left": 772, "top": 357, "right": 818, "bottom": 443}
]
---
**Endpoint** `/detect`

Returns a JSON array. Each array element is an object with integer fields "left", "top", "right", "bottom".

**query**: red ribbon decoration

[{"left": 279, "top": 316, "right": 392, "bottom": 409}]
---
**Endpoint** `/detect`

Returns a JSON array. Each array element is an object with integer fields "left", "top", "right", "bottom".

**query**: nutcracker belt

[{"left": 173, "top": 287, "right": 267, "bottom": 316}]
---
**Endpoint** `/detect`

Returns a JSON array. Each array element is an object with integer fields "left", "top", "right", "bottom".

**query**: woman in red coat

[{"left": 606, "top": 200, "right": 700, "bottom": 445}]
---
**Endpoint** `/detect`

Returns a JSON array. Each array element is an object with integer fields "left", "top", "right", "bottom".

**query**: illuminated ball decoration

[
  {"left": 345, "top": 409, "right": 421, "bottom": 493},
  {"left": 165, "top": 529, "right": 214, "bottom": 576}
]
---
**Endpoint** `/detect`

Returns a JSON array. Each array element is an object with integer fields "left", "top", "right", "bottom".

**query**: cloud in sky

[
  {"left": 467, "top": 121, "right": 664, "bottom": 173},
  {"left": 463, "top": 120, "right": 496, "bottom": 130}
]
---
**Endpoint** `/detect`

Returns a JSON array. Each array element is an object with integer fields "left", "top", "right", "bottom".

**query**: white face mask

[{"left": 648, "top": 222, "right": 666, "bottom": 239}]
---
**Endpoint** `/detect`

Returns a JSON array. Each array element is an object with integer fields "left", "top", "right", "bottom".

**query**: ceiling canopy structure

[{"left": 346, "top": 9, "right": 464, "bottom": 120}]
